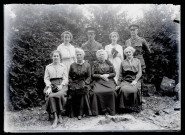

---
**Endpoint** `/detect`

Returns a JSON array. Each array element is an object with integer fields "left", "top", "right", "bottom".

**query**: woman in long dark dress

[
  {"left": 67, "top": 48, "right": 92, "bottom": 120},
  {"left": 44, "top": 50, "right": 68, "bottom": 128},
  {"left": 91, "top": 49, "right": 117, "bottom": 116},
  {"left": 117, "top": 46, "right": 142, "bottom": 112}
]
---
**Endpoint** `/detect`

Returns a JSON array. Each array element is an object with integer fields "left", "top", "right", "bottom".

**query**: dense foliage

[{"left": 5, "top": 4, "right": 180, "bottom": 110}]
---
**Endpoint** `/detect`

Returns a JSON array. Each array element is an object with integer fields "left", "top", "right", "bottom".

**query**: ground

[{"left": 4, "top": 94, "right": 180, "bottom": 132}]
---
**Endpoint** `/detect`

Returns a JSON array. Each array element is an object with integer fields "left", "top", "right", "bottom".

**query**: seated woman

[
  {"left": 90, "top": 49, "right": 117, "bottom": 116},
  {"left": 66, "top": 48, "right": 92, "bottom": 120},
  {"left": 44, "top": 50, "right": 68, "bottom": 128},
  {"left": 117, "top": 46, "right": 142, "bottom": 113}
]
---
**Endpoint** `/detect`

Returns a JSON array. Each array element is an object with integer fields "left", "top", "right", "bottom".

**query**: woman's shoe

[
  {"left": 105, "top": 112, "right": 109, "bottom": 117},
  {"left": 58, "top": 115, "right": 63, "bottom": 124},
  {"left": 78, "top": 116, "right": 82, "bottom": 120},
  {"left": 52, "top": 119, "right": 58, "bottom": 128}
]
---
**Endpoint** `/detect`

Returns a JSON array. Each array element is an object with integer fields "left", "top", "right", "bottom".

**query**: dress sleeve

[
  {"left": 85, "top": 63, "right": 91, "bottom": 84},
  {"left": 57, "top": 45, "right": 59, "bottom": 51},
  {"left": 117, "top": 63, "right": 124, "bottom": 85},
  {"left": 108, "top": 63, "right": 116, "bottom": 78},
  {"left": 81, "top": 43, "right": 85, "bottom": 49},
  {"left": 99, "top": 43, "right": 103, "bottom": 49},
  {"left": 57, "top": 45, "right": 63, "bottom": 59},
  {"left": 44, "top": 66, "right": 51, "bottom": 87},
  {"left": 125, "top": 39, "right": 130, "bottom": 47},
  {"left": 72, "top": 46, "right": 77, "bottom": 62},
  {"left": 142, "top": 38, "right": 151, "bottom": 54},
  {"left": 61, "top": 65, "right": 68, "bottom": 85},
  {"left": 118, "top": 45, "right": 124, "bottom": 60},
  {"left": 104, "top": 45, "right": 110, "bottom": 59},
  {"left": 57, "top": 45, "right": 60, "bottom": 53},
  {"left": 135, "top": 60, "right": 142, "bottom": 82},
  {"left": 92, "top": 64, "right": 101, "bottom": 79},
  {"left": 68, "top": 64, "right": 73, "bottom": 84}
]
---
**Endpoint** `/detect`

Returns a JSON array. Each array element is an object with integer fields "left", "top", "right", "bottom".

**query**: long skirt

[
  {"left": 66, "top": 93, "right": 92, "bottom": 117},
  {"left": 90, "top": 79, "right": 117, "bottom": 116},
  {"left": 45, "top": 90, "right": 67, "bottom": 114},
  {"left": 117, "top": 81, "right": 142, "bottom": 112}
]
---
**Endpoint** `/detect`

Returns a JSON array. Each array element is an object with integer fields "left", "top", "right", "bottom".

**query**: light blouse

[
  {"left": 44, "top": 63, "right": 68, "bottom": 87},
  {"left": 57, "top": 43, "right": 76, "bottom": 73}
]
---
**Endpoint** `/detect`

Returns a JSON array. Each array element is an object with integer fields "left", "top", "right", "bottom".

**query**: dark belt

[{"left": 50, "top": 78, "right": 63, "bottom": 85}]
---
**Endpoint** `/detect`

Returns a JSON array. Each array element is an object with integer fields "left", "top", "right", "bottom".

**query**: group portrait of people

[{"left": 43, "top": 24, "right": 151, "bottom": 128}]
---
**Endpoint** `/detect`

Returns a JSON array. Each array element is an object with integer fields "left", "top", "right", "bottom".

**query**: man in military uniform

[
  {"left": 125, "top": 24, "right": 151, "bottom": 73},
  {"left": 81, "top": 27, "right": 103, "bottom": 67}
]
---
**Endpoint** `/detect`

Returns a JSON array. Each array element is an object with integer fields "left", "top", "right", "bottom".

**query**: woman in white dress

[
  {"left": 105, "top": 32, "right": 123, "bottom": 84},
  {"left": 57, "top": 31, "right": 76, "bottom": 73}
]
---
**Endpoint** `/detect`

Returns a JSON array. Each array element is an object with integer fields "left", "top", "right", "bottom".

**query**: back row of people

[
  {"left": 44, "top": 25, "right": 151, "bottom": 128},
  {"left": 57, "top": 25, "right": 151, "bottom": 83}
]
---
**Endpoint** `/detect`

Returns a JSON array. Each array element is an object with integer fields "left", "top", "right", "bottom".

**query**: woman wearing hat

[
  {"left": 105, "top": 31, "right": 123, "bottom": 84},
  {"left": 117, "top": 46, "right": 142, "bottom": 112},
  {"left": 90, "top": 49, "right": 117, "bottom": 116},
  {"left": 57, "top": 31, "right": 76, "bottom": 74},
  {"left": 125, "top": 24, "right": 151, "bottom": 73}
]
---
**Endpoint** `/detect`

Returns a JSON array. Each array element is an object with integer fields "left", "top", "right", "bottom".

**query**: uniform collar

[
  {"left": 87, "top": 39, "right": 96, "bottom": 44},
  {"left": 131, "top": 35, "right": 140, "bottom": 40}
]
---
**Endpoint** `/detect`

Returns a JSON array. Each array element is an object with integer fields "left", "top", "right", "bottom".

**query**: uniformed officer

[{"left": 81, "top": 26, "right": 103, "bottom": 67}]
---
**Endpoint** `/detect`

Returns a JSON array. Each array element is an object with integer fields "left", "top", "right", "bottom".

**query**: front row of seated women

[{"left": 44, "top": 46, "right": 142, "bottom": 128}]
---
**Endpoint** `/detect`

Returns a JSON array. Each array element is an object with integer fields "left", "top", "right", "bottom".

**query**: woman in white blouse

[
  {"left": 57, "top": 31, "right": 76, "bottom": 74},
  {"left": 44, "top": 50, "right": 68, "bottom": 128},
  {"left": 105, "top": 32, "right": 123, "bottom": 84}
]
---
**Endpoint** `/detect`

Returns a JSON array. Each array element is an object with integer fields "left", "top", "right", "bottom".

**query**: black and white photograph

[{"left": 4, "top": 4, "right": 181, "bottom": 132}]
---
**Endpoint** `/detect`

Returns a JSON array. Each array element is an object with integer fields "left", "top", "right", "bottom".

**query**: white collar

[
  {"left": 76, "top": 60, "right": 85, "bottom": 65},
  {"left": 111, "top": 43, "right": 117, "bottom": 47}
]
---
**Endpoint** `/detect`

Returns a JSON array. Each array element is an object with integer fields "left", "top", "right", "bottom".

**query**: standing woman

[
  {"left": 117, "top": 46, "right": 142, "bottom": 112},
  {"left": 105, "top": 31, "right": 123, "bottom": 84},
  {"left": 44, "top": 50, "right": 68, "bottom": 128},
  {"left": 91, "top": 49, "right": 117, "bottom": 116},
  {"left": 57, "top": 31, "right": 76, "bottom": 73},
  {"left": 67, "top": 48, "right": 92, "bottom": 120}
]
